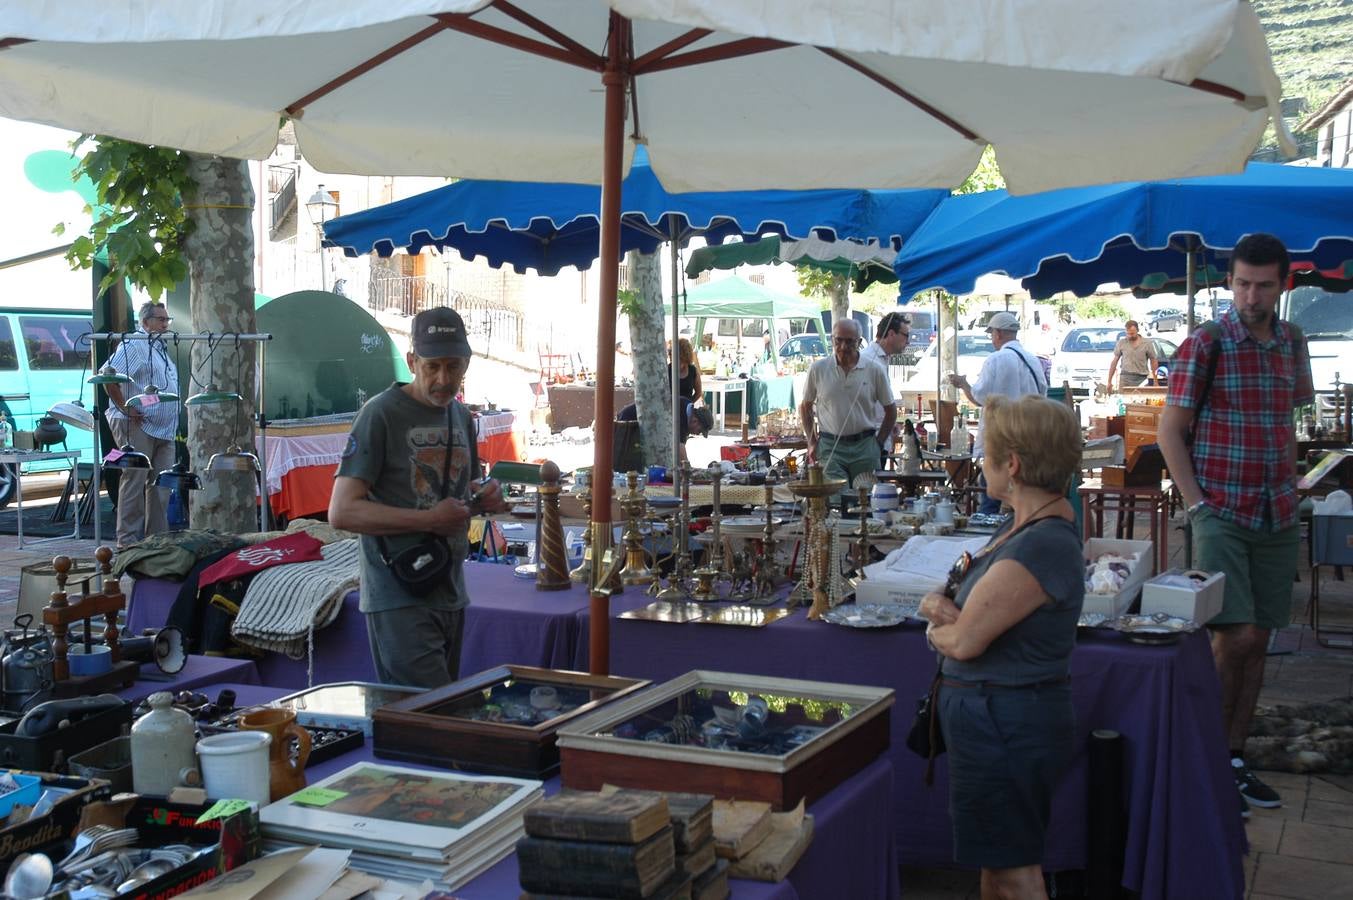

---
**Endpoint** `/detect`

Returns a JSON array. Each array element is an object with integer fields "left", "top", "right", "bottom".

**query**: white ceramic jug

[
  {"left": 933, "top": 499, "right": 956, "bottom": 525},
  {"left": 131, "top": 692, "right": 199, "bottom": 796},
  {"left": 870, "top": 483, "right": 899, "bottom": 513}
]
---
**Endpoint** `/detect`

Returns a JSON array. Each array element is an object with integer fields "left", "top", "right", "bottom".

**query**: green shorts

[
  {"left": 1191, "top": 507, "right": 1299, "bottom": 630},
  {"left": 820, "top": 434, "right": 881, "bottom": 489}
]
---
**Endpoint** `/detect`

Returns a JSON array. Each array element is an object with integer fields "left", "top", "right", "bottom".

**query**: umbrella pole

[
  {"left": 670, "top": 221, "right": 682, "bottom": 496},
  {"left": 588, "top": 11, "right": 629, "bottom": 676},
  {"left": 1185, "top": 248, "right": 1198, "bottom": 332}
]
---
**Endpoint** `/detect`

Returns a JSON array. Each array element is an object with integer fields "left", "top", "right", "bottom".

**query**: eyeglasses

[
  {"left": 943, "top": 551, "right": 973, "bottom": 599},
  {"left": 147, "top": 316, "right": 173, "bottom": 323}
]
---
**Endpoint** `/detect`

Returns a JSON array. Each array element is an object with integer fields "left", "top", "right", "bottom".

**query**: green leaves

[{"left": 62, "top": 136, "right": 197, "bottom": 300}]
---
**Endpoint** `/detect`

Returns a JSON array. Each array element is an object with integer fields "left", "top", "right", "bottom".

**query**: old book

[
  {"left": 664, "top": 792, "right": 714, "bottom": 853},
  {"left": 517, "top": 825, "right": 675, "bottom": 898},
  {"left": 727, "top": 804, "right": 814, "bottom": 883},
  {"left": 521, "top": 866, "right": 692, "bottom": 900},
  {"left": 525, "top": 789, "right": 671, "bottom": 845},
  {"left": 711, "top": 799, "right": 772, "bottom": 860},
  {"left": 691, "top": 859, "right": 730, "bottom": 900},
  {"left": 674, "top": 837, "right": 716, "bottom": 881}
]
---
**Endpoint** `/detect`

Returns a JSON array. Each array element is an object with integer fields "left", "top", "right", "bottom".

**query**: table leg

[
  {"left": 1157, "top": 492, "right": 1168, "bottom": 572},
  {"left": 14, "top": 463, "right": 24, "bottom": 548}
]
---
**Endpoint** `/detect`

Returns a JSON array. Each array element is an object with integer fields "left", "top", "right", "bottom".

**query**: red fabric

[
  {"left": 199, "top": 532, "right": 325, "bottom": 588},
  {"left": 720, "top": 445, "right": 751, "bottom": 462}
]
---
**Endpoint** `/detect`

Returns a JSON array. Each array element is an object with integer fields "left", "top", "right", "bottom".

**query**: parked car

[
  {"left": 777, "top": 332, "right": 827, "bottom": 363},
  {"left": 898, "top": 330, "right": 997, "bottom": 394},
  {"left": 1287, "top": 285, "right": 1353, "bottom": 395},
  {"left": 1145, "top": 307, "right": 1185, "bottom": 333},
  {"left": 1050, "top": 327, "right": 1176, "bottom": 394}
]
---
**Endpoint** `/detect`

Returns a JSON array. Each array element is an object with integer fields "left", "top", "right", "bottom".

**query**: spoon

[
  {"left": 115, "top": 857, "right": 177, "bottom": 894},
  {"left": 4, "top": 852, "right": 54, "bottom": 900}
]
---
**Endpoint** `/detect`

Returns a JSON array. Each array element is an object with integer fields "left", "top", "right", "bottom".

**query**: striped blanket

[{"left": 231, "top": 538, "right": 360, "bottom": 663}]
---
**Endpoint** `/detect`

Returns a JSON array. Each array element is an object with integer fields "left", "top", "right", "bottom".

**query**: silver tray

[
  {"left": 1112, "top": 612, "right": 1199, "bottom": 644},
  {"left": 822, "top": 602, "right": 917, "bottom": 629},
  {"left": 719, "top": 515, "right": 783, "bottom": 535},
  {"left": 1077, "top": 612, "right": 1111, "bottom": 629}
]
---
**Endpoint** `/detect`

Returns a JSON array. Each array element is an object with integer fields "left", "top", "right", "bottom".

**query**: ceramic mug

[
  {"left": 196, "top": 731, "right": 271, "bottom": 804},
  {"left": 239, "top": 707, "right": 313, "bottom": 802}
]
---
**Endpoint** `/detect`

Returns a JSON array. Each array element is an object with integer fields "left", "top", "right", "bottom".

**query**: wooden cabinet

[{"left": 1124, "top": 403, "right": 1165, "bottom": 461}]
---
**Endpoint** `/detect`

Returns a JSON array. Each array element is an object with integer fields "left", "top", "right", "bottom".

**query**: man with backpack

[{"left": 1157, "top": 233, "right": 1313, "bottom": 819}]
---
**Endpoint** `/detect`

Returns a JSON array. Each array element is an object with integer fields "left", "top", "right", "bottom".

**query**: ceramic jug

[
  {"left": 933, "top": 499, "right": 956, "bottom": 525},
  {"left": 239, "top": 707, "right": 312, "bottom": 801},
  {"left": 131, "top": 692, "right": 199, "bottom": 795}
]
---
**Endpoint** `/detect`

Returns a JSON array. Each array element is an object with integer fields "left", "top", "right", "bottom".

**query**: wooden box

[
  {"left": 1101, "top": 444, "right": 1165, "bottom": 487},
  {"left": 556, "top": 670, "right": 894, "bottom": 811},
  {"left": 372, "top": 665, "right": 649, "bottom": 778}
]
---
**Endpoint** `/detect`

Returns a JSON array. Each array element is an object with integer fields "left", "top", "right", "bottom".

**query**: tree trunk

[
  {"left": 183, "top": 154, "right": 258, "bottom": 534},
  {"left": 830, "top": 275, "right": 850, "bottom": 329},
  {"left": 626, "top": 250, "right": 673, "bottom": 467}
]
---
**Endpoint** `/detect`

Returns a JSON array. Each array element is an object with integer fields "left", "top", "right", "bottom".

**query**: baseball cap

[
  {"left": 411, "top": 307, "right": 473, "bottom": 358},
  {"left": 691, "top": 406, "right": 714, "bottom": 437},
  {"left": 985, "top": 311, "right": 1020, "bottom": 332}
]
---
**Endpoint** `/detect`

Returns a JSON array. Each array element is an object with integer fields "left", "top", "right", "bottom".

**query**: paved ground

[{"left": 2, "top": 482, "right": 1351, "bottom": 898}]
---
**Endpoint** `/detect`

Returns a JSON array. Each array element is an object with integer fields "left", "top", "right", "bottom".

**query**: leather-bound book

[
  {"left": 711, "top": 799, "right": 772, "bottom": 860},
  {"left": 520, "top": 868, "right": 694, "bottom": 900},
  {"left": 691, "top": 859, "right": 730, "bottom": 900},
  {"left": 673, "top": 837, "right": 716, "bottom": 881},
  {"left": 517, "top": 825, "right": 676, "bottom": 899},
  {"left": 727, "top": 809, "right": 814, "bottom": 883},
  {"left": 663, "top": 792, "right": 714, "bottom": 853},
  {"left": 524, "top": 789, "right": 671, "bottom": 844}
]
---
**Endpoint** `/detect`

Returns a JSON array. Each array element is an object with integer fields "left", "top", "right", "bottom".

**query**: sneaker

[
  {"left": 1238, "top": 791, "right": 1250, "bottom": 820},
  {"left": 1233, "top": 758, "right": 1281, "bottom": 808}
]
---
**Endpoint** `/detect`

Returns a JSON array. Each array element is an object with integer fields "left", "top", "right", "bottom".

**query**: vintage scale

[{"left": 787, "top": 464, "right": 852, "bottom": 619}]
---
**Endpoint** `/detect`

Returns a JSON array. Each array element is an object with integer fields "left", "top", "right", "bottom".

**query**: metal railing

[{"left": 268, "top": 165, "right": 297, "bottom": 239}]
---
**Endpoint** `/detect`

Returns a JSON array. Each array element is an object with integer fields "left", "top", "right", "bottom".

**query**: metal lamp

[
  {"left": 306, "top": 184, "right": 339, "bottom": 292},
  {"left": 127, "top": 383, "right": 180, "bottom": 411},
  {"left": 155, "top": 462, "right": 202, "bottom": 491},
  {"left": 186, "top": 384, "right": 242, "bottom": 406},
  {"left": 104, "top": 444, "right": 151, "bottom": 469},
  {"left": 207, "top": 444, "right": 261, "bottom": 475},
  {"left": 47, "top": 401, "right": 95, "bottom": 432},
  {"left": 87, "top": 365, "right": 131, "bottom": 385}
]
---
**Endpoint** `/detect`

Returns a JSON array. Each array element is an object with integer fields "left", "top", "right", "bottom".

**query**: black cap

[
  {"left": 411, "top": 307, "right": 472, "bottom": 359},
  {"left": 691, "top": 406, "right": 713, "bottom": 437}
]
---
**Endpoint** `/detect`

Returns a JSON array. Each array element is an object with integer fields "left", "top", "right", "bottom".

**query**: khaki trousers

[{"left": 108, "top": 417, "right": 176, "bottom": 547}]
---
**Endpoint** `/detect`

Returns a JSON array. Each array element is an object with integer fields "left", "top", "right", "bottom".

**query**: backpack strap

[
  {"left": 1005, "top": 345, "right": 1046, "bottom": 395},
  {"left": 1190, "top": 322, "right": 1223, "bottom": 438}
]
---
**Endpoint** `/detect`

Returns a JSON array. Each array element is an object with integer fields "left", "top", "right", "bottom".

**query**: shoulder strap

[
  {"left": 465, "top": 403, "right": 481, "bottom": 482},
  {"left": 1005, "top": 345, "right": 1045, "bottom": 394},
  {"left": 1190, "top": 322, "right": 1223, "bottom": 434}
]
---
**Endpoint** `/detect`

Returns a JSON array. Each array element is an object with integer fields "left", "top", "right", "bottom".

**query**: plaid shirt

[{"left": 1166, "top": 311, "right": 1312, "bottom": 532}]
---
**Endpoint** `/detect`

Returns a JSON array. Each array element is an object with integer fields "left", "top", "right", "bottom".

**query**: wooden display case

[
  {"left": 372, "top": 665, "right": 650, "bottom": 778},
  {"left": 1123, "top": 401, "right": 1166, "bottom": 461},
  {"left": 556, "top": 670, "right": 894, "bottom": 811}
]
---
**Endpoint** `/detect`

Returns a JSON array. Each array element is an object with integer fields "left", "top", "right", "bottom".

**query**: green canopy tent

[{"left": 684, "top": 235, "right": 898, "bottom": 293}]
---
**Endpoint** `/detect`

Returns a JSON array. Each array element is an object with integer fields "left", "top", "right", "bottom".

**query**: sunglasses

[{"left": 943, "top": 551, "right": 973, "bottom": 599}]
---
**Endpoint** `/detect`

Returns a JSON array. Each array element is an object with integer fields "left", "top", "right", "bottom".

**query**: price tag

[
  {"left": 139, "top": 393, "right": 160, "bottom": 407},
  {"left": 197, "top": 798, "right": 252, "bottom": 823},
  {"left": 104, "top": 449, "right": 125, "bottom": 463},
  {"left": 289, "top": 787, "right": 346, "bottom": 807}
]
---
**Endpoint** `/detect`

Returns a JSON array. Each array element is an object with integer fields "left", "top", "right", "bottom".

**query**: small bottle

[
  {"left": 950, "top": 415, "right": 967, "bottom": 454},
  {"left": 0, "top": 413, "right": 11, "bottom": 449}
]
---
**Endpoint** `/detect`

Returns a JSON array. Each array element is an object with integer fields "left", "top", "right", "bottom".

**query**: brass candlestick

[
  {"left": 750, "top": 481, "right": 783, "bottom": 603},
  {"left": 618, "top": 471, "right": 655, "bottom": 586},
  {"left": 569, "top": 494, "right": 593, "bottom": 584},
  {"left": 655, "top": 463, "right": 694, "bottom": 602},
  {"left": 787, "top": 463, "right": 847, "bottom": 619},
  {"left": 853, "top": 486, "right": 871, "bottom": 579},
  {"left": 535, "top": 461, "right": 571, "bottom": 591}
]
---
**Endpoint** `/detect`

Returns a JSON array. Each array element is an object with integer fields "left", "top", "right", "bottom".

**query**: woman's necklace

[{"left": 983, "top": 495, "right": 1065, "bottom": 557}]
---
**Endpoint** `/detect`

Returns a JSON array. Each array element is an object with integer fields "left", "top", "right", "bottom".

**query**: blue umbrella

[
  {"left": 894, "top": 163, "right": 1353, "bottom": 303},
  {"left": 324, "top": 148, "right": 945, "bottom": 269},
  {"left": 324, "top": 149, "right": 946, "bottom": 475}
]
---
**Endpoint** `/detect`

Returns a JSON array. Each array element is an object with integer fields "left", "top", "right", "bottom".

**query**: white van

[{"left": 1287, "top": 285, "right": 1353, "bottom": 396}]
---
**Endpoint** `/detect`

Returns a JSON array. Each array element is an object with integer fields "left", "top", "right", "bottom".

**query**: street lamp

[{"left": 305, "top": 184, "right": 339, "bottom": 292}]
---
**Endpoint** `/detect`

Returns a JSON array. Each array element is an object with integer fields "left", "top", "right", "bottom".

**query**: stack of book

[
  {"left": 518, "top": 788, "right": 728, "bottom": 900},
  {"left": 713, "top": 798, "right": 813, "bottom": 884},
  {"left": 259, "top": 762, "right": 543, "bottom": 889}
]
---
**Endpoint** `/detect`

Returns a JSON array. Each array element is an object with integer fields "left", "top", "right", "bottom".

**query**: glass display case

[
  {"left": 372, "top": 665, "right": 650, "bottom": 777},
  {"left": 557, "top": 670, "right": 893, "bottom": 810}
]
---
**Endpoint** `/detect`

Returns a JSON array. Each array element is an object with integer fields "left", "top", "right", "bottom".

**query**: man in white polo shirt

[
  {"left": 798, "top": 319, "right": 896, "bottom": 488},
  {"left": 947, "top": 311, "right": 1047, "bottom": 513}
]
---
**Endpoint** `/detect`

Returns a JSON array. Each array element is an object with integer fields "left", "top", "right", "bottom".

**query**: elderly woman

[{"left": 918, "top": 394, "right": 1084, "bottom": 900}]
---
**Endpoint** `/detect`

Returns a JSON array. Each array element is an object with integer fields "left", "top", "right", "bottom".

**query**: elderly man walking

[{"left": 799, "top": 318, "right": 896, "bottom": 488}]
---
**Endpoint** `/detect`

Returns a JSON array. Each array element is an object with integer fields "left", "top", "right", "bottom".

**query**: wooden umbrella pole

[{"left": 589, "top": 11, "right": 630, "bottom": 676}]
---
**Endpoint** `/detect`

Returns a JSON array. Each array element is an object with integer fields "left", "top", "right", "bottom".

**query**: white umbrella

[{"left": 0, "top": 0, "right": 1293, "bottom": 672}]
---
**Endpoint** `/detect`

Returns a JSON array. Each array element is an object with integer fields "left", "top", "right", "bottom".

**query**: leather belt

[{"left": 819, "top": 429, "right": 876, "bottom": 445}]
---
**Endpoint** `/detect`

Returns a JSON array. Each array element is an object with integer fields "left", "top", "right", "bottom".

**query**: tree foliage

[
  {"left": 1074, "top": 295, "right": 1130, "bottom": 322},
  {"left": 954, "top": 145, "right": 1005, "bottom": 196},
  {"left": 55, "top": 136, "right": 195, "bottom": 299}
]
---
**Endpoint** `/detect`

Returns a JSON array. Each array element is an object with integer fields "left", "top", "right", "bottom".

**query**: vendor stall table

[
  {"left": 0, "top": 450, "right": 84, "bottom": 547},
  {"left": 703, "top": 377, "right": 748, "bottom": 432},
  {"left": 591, "top": 596, "right": 1243, "bottom": 900},
  {"left": 1079, "top": 479, "right": 1172, "bottom": 572},
  {"left": 114, "top": 655, "right": 261, "bottom": 703},
  {"left": 257, "top": 412, "right": 523, "bottom": 521},
  {"left": 205, "top": 677, "right": 898, "bottom": 900}
]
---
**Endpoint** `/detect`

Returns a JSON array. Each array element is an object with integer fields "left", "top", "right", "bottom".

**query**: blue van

[{"left": 0, "top": 308, "right": 95, "bottom": 506}]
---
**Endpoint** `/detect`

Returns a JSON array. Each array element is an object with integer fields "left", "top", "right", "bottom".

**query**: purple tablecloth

[
  {"left": 208, "top": 679, "right": 898, "bottom": 900},
  {"left": 126, "top": 562, "right": 590, "bottom": 689},
  {"left": 593, "top": 595, "right": 1244, "bottom": 900},
  {"left": 114, "top": 655, "right": 260, "bottom": 703}
]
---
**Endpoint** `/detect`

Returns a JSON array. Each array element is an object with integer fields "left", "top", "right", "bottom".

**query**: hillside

[{"left": 1253, "top": 0, "right": 1353, "bottom": 134}]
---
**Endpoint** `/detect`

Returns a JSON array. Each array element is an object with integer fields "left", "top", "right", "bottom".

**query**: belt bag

[{"left": 380, "top": 534, "right": 453, "bottom": 597}]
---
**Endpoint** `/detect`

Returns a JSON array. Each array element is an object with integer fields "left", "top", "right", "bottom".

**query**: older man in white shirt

[
  {"left": 799, "top": 319, "right": 897, "bottom": 488},
  {"left": 947, "top": 311, "right": 1046, "bottom": 512}
]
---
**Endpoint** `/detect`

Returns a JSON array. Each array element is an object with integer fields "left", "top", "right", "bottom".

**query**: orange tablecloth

[{"left": 263, "top": 416, "right": 525, "bottom": 521}]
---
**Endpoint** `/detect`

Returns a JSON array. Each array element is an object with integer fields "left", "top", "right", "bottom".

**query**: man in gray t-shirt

[{"left": 330, "top": 307, "right": 508, "bottom": 687}]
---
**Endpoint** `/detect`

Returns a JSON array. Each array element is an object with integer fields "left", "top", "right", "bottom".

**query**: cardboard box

[
  {"left": 1140, "top": 569, "right": 1225, "bottom": 624},
  {"left": 854, "top": 578, "right": 932, "bottom": 607},
  {"left": 0, "top": 772, "right": 111, "bottom": 875},
  {"left": 1312, "top": 514, "right": 1353, "bottom": 567},
  {"left": 1082, "top": 538, "right": 1154, "bottom": 618}
]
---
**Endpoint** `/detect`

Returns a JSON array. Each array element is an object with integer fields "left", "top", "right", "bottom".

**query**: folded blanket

[{"left": 231, "top": 538, "right": 360, "bottom": 667}]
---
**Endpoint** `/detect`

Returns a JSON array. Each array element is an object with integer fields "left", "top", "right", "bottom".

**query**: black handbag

[
  {"left": 378, "top": 405, "right": 456, "bottom": 597},
  {"left": 906, "top": 665, "right": 945, "bottom": 786}
]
